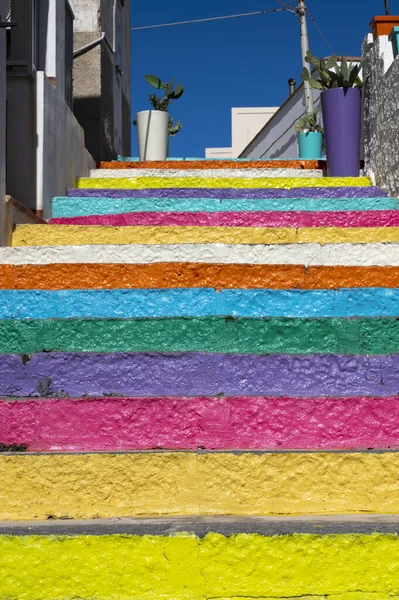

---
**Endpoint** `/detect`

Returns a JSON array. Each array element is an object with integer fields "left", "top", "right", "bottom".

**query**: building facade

[
  {"left": 3, "top": 0, "right": 131, "bottom": 219},
  {"left": 206, "top": 107, "right": 278, "bottom": 159},
  {"left": 71, "top": 0, "right": 131, "bottom": 161}
]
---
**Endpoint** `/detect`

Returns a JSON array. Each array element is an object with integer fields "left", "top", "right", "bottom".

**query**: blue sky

[{"left": 131, "top": 0, "right": 396, "bottom": 157}]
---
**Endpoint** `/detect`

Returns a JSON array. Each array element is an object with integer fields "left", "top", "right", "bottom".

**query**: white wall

[
  {"left": 0, "top": 0, "right": 5, "bottom": 245},
  {"left": 206, "top": 148, "right": 234, "bottom": 159},
  {"left": 69, "top": 0, "right": 100, "bottom": 32},
  {"left": 232, "top": 107, "right": 278, "bottom": 157},
  {"left": 362, "top": 33, "right": 399, "bottom": 196},
  {"left": 36, "top": 72, "right": 95, "bottom": 219},
  {"left": 240, "top": 85, "right": 321, "bottom": 159},
  {"left": 206, "top": 107, "right": 277, "bottom": 159}
]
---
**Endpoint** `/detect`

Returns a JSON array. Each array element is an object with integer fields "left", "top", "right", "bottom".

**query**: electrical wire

[
  {"left": 131, "top": 7, "right": 293, "bottom": 31},
  {"left": 307, "top": 9, "right": 336, "bottom": 54}
]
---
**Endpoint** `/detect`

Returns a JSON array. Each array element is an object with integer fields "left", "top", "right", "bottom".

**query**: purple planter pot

[{"left": 321, "top": 88, "right": 361, "bottom": 177}]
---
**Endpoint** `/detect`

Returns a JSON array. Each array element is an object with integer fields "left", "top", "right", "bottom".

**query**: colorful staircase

[{"left": 1, "top": 158, "right": 399, "bottom": 598}]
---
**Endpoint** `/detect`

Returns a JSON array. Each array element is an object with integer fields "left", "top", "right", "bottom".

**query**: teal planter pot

[
  {"left": 389, "top": 26, "right": 399, "bottom": 58},
  {"left": 298, "top": 132, "right": 323, "bottom": 159}
]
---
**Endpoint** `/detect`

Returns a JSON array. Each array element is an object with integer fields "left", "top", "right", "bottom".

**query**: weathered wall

[
  {"left": 362, "top": 34, "right": 399, "bottom": 196},
  {"left": 0, "top": 0, "right": 5, "bottom": 245},
  {"left": 6, "top": 77, "right": 37, "bottom": 210},
  {"left": 36, "top": 72, "right": 95, "bottom": 219},
  {"left": 71, "top": 0, "right": 131, "bottom": 160}
]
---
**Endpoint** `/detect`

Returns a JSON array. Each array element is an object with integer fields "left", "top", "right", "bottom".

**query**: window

[{"left": 6, "top": 0, "right": 38, "bottom": 76}]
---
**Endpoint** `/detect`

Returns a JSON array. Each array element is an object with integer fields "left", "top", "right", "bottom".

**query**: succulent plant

[
  {"left": 301, "top": 51, "right": 366, "bottom": 91},
  {"left": 295, "top": 108, "right": 323, "bottom": 134},
  {"left": 144, "top": 74, "right": 184, "bottom": 136}
]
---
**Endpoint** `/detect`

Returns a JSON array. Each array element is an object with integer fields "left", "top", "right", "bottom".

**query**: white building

[{"left": 206, "top": 107, "right": 278, "bottom": 159}]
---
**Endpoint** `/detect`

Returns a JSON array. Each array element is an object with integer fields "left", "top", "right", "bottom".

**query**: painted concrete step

[
  {"left": 51, "top": 196, "right": 398, "bottom": 219},
  {"left": 1, "top": 244, "right": 399, "bottom": 267},
  {"left": 76, "top": 176, "right": 371, "bottom": 189},
  {"left": 89, "top": 168, "right": 325, "bottom": 179},
  {"left": 100, "top": 159, "right": 326, "bottom": 170},
  {"left": 0, "top": 524, "right": 398, "bottom": 599},
  {"left": 1, "top": 395, "right": 399, "bottom": 452},
  {"left": 68, "top": 185, "right": 385, "bottom": 198},
  {"left": 0, "top": 352, "right": 396, "bottom": 398},
  {"left": 1, "top": 263, "right": 399, "bottom": 290},
  {"left": 1, "top": 316, "right": 399, "bottom": 354},
  {"left": 2, "top": 289, "right": 399, "bottom": 319},
  {"left": 2, "top": 514, "right": 399, "bottom": 536},
  {"left": 12, "top": 224, "right": 399, "bottom": 246},
  {"left": 49, "top": 210, "right": 399, "bottom": 227},
  {"left": 1, "top": 450, "right": 399, "bottom": 519}
]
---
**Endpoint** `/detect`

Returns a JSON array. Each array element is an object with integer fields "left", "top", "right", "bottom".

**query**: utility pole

[
  {"left": 296, "top": 0, "right": 314, "bottom": 115},
  {"left": 384, "top": 0, "right": 390, "bottom": 15}
]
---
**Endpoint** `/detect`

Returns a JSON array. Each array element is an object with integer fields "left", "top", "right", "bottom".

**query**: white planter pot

[{"left": 136, "top": 110, "right": 169, "bottom": 161}]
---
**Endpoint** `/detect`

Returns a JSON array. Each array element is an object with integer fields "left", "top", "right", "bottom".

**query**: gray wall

[
  {"left": 6, "top": 78, "right": 37, "bottom": 211},
  {"left": 6, "top": 0, "right": 94, "bottom": 214},
  {"left": 362, "top": 34, "right": 399, "bottom": 196},
  {"left": 72, "top": 0, "right": 131, "bottom": 161},
  {"left": 37, "top": 72, "right": 95, "bottom": 219},
  {"left": 0, "top": 0, "right": 5, "bottom": 244}
]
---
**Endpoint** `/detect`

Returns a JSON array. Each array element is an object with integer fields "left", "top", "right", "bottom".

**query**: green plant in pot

[
  {"left": 301, "top": 52, "right": 366, "bottom": 177},
  {"left": 295, "top": 108, "right": 323, "bottom": 160},
  {"left": 135, "top": 74, "right": 184, "bottom": 161}
]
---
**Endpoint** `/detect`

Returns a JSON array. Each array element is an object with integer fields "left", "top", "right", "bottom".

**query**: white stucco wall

[
  {"left": 205, "top": 148, "right": 234, "bottom": 159},
  {"left": 0, "top": 0, "right": 5, "bottom": 245},
  {"left": 232, "top": 107, "right": 278, "bottom": 157},
  {"left": 36, "top": 72, "right": 95, "bottom": 219},
  {"left": 362, "top": 34, "right": 399, "bottom": 196},
  {"left": 69, "top": 0, "right": 100, "bottom": 32},
  {"left": 240, "top": 85, "right": 322, "bottom": 159},
  {"left": 206, "top": 107, "right": 278, "bottom": 159}
]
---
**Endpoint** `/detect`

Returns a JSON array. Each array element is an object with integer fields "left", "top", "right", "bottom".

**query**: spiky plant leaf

[
  {"left": 325, "top": 55, "right": 338, "bottom": 69},
  {"left": 305, "top": 51, "right": 320, "bottom": 68},
  {"left": 300, "top": 67, "right": 311, "bottom": 82},
  {"left": 340, "top": 57, "right": 349, "bottom": 83},
  {"left": 349, "top": 64, "right": 360, "bottom": 87},
  {"left": 309, "top": 78, "right": 325, "bottom": 90}
]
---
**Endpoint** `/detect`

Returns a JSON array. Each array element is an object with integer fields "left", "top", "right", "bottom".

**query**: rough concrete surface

[
  {"left": 49, "top": 209, "right": 399, "bottom": 227},
  {"left": 2, "top": 395, "right": 399, "bottom": 452},
  {"left": 1, "top": 316, "right": 399, "bottom": 354},
  {"left": 2, "top": 515, "right": 399, "bottom": 536},
  {"left": 67, "top": 186, "right": 387, "bottom": 200},
  {"left": 50, "top": 196, "right": 399, "bottom": 219},
  {"left": 76, "top": 176, "right": 371, "bottom": 189},
  {"left": 3, "top": 452, "right": 399, "bottom": 519},
  {"left": 0, "top": 352, "right": 397, "bottom": 398},
  {"left": 98, "top": 159, "right": 325, "bottom": 170},
  {"left": 11, "top": 224, "right": 399, "bottom": 247},
  {"left": 1, "top": 288, "right": 399, "bottom": 319},
  {"left": 89, "top": 168, "right": 325, "bottom": 179},
  {"left": 1, "top": 263, "right": 399, "bottom": 289},
  {"left": 1, "top": 244, "right": 399, "bottom": 267},
  {"left": 363, "top": 37, "right": 399, "bottom": 197},
  {"left": 68, "top": 185, "right": 385, "bottom": 198},
  {"left": 1, "top": 533, "right": 399, "bottom": 598}
]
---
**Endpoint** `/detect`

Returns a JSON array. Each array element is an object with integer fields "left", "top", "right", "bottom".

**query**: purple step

[
  {"left": 66, "top": 186, "right": 387, "bottom": 200},
  {"left": 0, "top": 353, "right": 397, "bottom": 398}
]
